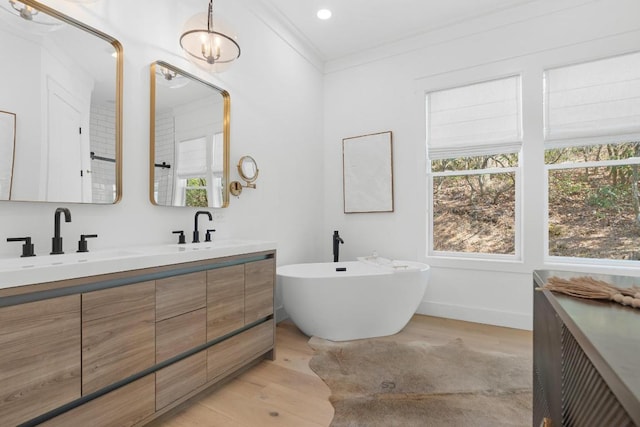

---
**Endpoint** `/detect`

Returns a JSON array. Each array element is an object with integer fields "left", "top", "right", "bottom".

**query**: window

[
  {"left": 427, "top": 76, "right": 522, "bottom": 257},
  {"left": 173, "top": 133, "right": 224, "bottom": 207},
  {"left": 544, "top": 52, "right": 640, "bottom": 262}
]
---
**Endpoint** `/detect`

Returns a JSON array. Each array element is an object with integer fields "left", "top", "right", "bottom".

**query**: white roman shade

[
  {"left": 544, "top": 51, "right": 640, "bottom": 147},
  {"left": 176, "top": 137, "right": 207, "bottom": 177},
  {"left": 427, "top": 76, "right": 522, "bottom": 159}
]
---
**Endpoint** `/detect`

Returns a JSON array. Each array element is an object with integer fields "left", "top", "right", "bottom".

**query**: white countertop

[{"left": 0, "top": 239, "right": 277, "bottom": 290}]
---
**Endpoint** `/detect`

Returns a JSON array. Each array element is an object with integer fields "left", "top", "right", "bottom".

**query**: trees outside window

[
  {"left": 431, "top": 154, "right": 518, "bottom": 255},
  {"left": 427, "top": 76, "right": 522, "bottom": 258},
  {"left": 546, "top": 142, "right": 640, "bottom": 260}
]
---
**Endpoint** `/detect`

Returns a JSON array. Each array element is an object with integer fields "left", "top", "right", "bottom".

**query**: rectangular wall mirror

[
  {"left": 150, "top": 61, "right": 230, "bottom": 208},
  {"left": 0, "top": 0, "right": 122, "bottom": 204},
  {"left": 343, "top": 131, "right": 394, "bottom": 213}
]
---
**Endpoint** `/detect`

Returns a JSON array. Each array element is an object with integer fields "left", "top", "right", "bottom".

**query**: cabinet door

[
  {"left": 82, "top": 281, "right": 155, "bottom": 395},
  {"left": 156, "top": 308, "right": 206, "bottom": 363},
  {"left": 0, "top": 295, "right": 81, "bottom": 426},
  {"left": 244, "top": 259, "right": 274, "bottom": 324},
  {"left": 42, "top": 374, "right": 155, "bottom": 427},
  {"left": 156, "top": 271, "right": 206, "bottom": 322},
  {"left": 207, "top": 264, "right": 245, "bottom": 341}
]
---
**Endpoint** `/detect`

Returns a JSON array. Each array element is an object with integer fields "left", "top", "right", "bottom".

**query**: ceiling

[{"left": 259, "top": 0, "right": 535, "bottom": 62}]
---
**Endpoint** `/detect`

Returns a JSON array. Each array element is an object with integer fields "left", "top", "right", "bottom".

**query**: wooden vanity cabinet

[
  {"left": 0, "top": 295, "right": 81, "bottom": 426},
  {"left": 0, "top": 250, "right": 276, "bottom": 426},
  {"left": 533, "top": 270, "right": 640, "bottom": 426},
  {"left": 82, "top": 281, "right": 156, "bottom": 395}
]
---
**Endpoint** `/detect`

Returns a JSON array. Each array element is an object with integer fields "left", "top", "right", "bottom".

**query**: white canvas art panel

[{"left": 343, "top": 131, "right": 393, "bottom": 213}]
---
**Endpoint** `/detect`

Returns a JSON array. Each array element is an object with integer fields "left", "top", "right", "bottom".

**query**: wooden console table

[{"left": 533, "top": 270, "right": 640, "bottom": 426}]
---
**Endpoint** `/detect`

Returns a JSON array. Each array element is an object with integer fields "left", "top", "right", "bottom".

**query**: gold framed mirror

[
  {"left": 0, "top": 0, "right": 122, "bottom": 204},
  {"left": 150, "top": 61, "right": 230, "bottom": 208}
]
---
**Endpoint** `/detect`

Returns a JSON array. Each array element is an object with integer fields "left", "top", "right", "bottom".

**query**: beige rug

[{"left": 308, "top": 336, "right": 532, "bottom": 427}]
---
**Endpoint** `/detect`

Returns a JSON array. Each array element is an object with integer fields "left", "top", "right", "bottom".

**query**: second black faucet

[
  {"left": 193, "top": 211, "right": 213, "bottom": 243},
  {"left": 51, "top": 207, "right": 72, "bottom": 255}
]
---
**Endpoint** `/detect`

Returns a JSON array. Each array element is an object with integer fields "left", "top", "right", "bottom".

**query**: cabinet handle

[{"left": 540, "top": 418, "right": 553, "bottom": 427}]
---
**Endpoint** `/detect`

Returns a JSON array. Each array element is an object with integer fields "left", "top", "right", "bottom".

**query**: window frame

[
  {"left": 543, "top": 51, "right": 640, "bottom": 265},
  {"left": 426, "top": 74, "right": 523, "bottom": 260}
]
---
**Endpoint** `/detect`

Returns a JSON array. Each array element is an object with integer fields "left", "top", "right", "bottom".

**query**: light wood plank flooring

[{"left": 150, "top": 315, "right": 532, "bottom": 427}]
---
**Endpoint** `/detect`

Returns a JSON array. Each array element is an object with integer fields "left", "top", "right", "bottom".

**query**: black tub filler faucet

[{"left": 333, "top": 230, "right": 344, "bottom": 262}]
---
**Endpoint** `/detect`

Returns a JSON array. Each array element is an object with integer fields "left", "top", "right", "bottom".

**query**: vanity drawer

[
  {"left": 207, "top": 264, "right": 245, "bottom": 341},
  {"left": 42, "top": 374, "right": 155, "bottom": 427},
  {"left": 156, "top": 271, "right": 206, "bottom": 321},
  {"left": 245, "top": 259, "right": 275, "bottom": 324},
  {"left": 156, "top": 351, "right": 207, "bottom": 410},
  {"left": 156, "top": 308, "right": 206, "bottom": 363},
  {"left": 207, "top": 321, "right": 274, "bottom": 381}
]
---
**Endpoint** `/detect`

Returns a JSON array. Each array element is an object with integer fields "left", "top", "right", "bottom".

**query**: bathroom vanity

[
  {"left": 0, "top": 241, "right": 276, "bottom": 426},
  {"left": 533, "top": 270, "right": 640, "bottom": 426}
]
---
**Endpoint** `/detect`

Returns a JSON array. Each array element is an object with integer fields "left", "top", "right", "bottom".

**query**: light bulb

[{"left": 317, "top": 9, "right": 331, "bottom": 20}]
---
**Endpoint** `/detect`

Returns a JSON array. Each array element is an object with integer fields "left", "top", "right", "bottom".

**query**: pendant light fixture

[{"left": 179, "top": 0, "right": 240, "bottom": 72}]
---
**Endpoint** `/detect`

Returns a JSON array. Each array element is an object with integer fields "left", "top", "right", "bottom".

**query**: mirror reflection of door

[
  {"left": 0, "top": 1, "right": 121, "bottom": 204},
  {"left": 46, "top": 79, "right": 90, "bottom": 202}
]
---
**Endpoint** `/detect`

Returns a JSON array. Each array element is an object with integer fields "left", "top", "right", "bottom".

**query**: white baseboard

[
  {"left": 275, "top": 305, "right": 288, "bottom": 323},
  {"left": 417, "top": 301, "right": 532, "bottom": 331}
]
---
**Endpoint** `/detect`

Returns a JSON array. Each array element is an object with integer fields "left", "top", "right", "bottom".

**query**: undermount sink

[{"left": 0, "top": 249, "right": 141, "bottom": 272}]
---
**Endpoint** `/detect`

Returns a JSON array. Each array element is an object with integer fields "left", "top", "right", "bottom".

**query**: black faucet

[
  {"left": 193, "top": 211, "right": 213, "bottom": 243},
  {"left": 51, "top": 207, "right": 72, "bottom": 255},
  {"left": 333, "top": 230, "right": 344, "bottom": 262}
]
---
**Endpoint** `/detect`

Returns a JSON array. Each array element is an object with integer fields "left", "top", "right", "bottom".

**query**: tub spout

[{"left": 333, "top": 230, "right": 344, "bottom": 262}]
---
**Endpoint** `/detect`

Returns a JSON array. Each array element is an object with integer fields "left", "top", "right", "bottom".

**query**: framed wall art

[{"left": 342, "top": 130, "right": 394, "bottom": 213}]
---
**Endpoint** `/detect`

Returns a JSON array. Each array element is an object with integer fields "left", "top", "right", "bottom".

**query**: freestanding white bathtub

[{"left": 277, "top": 258, "right": 430, "bottom": 341}]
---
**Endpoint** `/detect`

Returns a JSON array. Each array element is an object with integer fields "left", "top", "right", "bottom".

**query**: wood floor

[{"left": 150, "top": 315, "right": 532, "bottom": 427}]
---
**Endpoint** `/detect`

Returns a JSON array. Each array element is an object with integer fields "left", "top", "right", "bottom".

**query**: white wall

[
  {"left": 0, "top": 0, "right": 325, "bottom": 319},
  {"left": 4, "top": 0, "right": 639, "bottom": 330},
  {"left": 323, "top": 0, "right": 640, "bottom": 329}
]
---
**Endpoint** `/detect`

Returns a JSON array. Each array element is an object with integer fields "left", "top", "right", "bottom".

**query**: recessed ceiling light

[{"left": 317, "top": 9, "right": 332, "bottom": 20}]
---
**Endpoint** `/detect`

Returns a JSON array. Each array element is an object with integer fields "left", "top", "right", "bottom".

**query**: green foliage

[
  {"left": 587, "top": 185, "right": 627, "bottom": 212},
  {"left": 185, "top": 178, "right": 207, "bottom": 207}
]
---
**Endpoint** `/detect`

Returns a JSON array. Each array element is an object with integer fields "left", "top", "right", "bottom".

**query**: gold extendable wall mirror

[{"left": 229, "top": 156, "right": 258, "bottom": 197}]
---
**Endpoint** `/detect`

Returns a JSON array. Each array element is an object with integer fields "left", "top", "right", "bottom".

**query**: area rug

[{"left": 308, "top": 336, "right": 532, "bottom": 427}]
